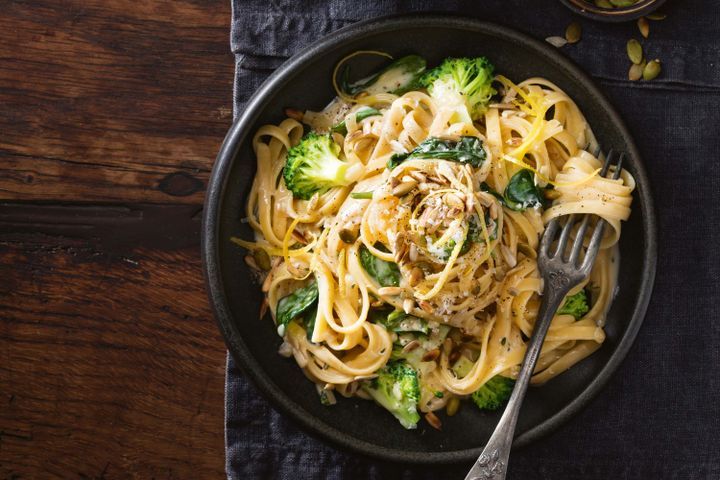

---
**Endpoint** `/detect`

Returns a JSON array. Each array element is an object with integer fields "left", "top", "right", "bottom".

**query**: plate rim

[{"left": 202, "top": 13, "right": 658, "bottom": 464}]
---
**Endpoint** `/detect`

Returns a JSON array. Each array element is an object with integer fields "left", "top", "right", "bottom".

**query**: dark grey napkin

[{"left": 226, "top": 1, "right": 720, "bottom": 478}]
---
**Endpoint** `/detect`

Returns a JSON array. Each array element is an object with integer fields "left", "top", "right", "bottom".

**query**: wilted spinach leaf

[
  {"left": 301, "top": 304, "right": 318, "bottom": 341},
  {"left": 481, "top": 171, "right": 547, "bottom": 212},
  {"left": 276, "top": 281, "right": 319, "bottom": 328},
  {"left": 331, "top": 108, "right": 382, "bottom": 135},
  {"left": 340, "top": 55, "right": 427, "bottom": 97},
  {"left": 504, "top": 169, "right": 547, "bottom": 211},
  {"left": 387, "top": 136, "right": 487, "bottom": 169},
  {"left": 359, "top": 245, "right": 401, "bottom": 287}
]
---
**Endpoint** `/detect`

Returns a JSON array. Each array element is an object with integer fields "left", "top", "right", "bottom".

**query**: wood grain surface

[{"left": 0, "top": 1, "right": 233, "bottom": 477}]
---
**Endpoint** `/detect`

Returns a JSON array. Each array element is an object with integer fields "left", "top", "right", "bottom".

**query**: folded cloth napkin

[{"left": 226, "top": 1, "right": 720, "bottom": 478}]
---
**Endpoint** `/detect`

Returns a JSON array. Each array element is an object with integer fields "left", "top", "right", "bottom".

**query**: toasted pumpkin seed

[
  {"left": 545, "top": 36, "right": 567, "bottom": 48},
  {"left": 284, "top": 108, "right": 304, "bottom": 121},
  {"left": 646, "top": 12, "right": 667, "bottom": 20},
  {"left": 402, "top": 340, "right": 420, "bottom": 353},
  {"left": 338, "top": 228, "right": 358, "bottom": 244},
  {"left": 638, "top": 17, "right": 650, "bottom": 38},
  {"left": 628, "top": 60, "right": 646, "bottom": 81},
  {"left": 244, "top": 254, "right": 258, "bottom": 270},
  {"left": 419, "top": 300, "right": 434, "bottom": 313},
  {"left": 253, "top": 248, "right": 272, "bottom": 270},
  {"left": 409, "top": 267, "right": 424, "bottom": 287},
  {"left": 403, "top": 297, "right": 415, "bottom": 314},
  {"left": 595, "top": 0, "right": 613, "bottom": 7},
  {"left": 448, "top": 348, "right": 461, "bottom": 364},
  {"left": 422, "top": 348, "right": 441, "bottom": 362},
  {"left": 408, "top": 244, "right": 418, "bottom": 262},
  {"left": 626, "top": 39, "right": 643, "bottom": 64},
  {"left": 565, "top": 22, "right": 581, "bottom": 44},
  {"left": 425, "top": 411, "right": 442, "bottom": 430},
  {"left": 643, "top": 59, "right": 662, "bottom": 81},
  {"left": 446, "top": 396, "right": 460, "bottom": 417},
  {"left": 392, "top": 180, "right": 417, "bottom": 197},
  {"left": 378, "top": 286, "right": 403, "bottom": 296}
]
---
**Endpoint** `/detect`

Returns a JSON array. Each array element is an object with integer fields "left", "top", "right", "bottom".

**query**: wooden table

[{"left": 0, "top": 1, "right": 233, "bottom": 477}]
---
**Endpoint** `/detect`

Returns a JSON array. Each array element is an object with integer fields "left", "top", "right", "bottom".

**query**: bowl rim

[
  {"left": 202, "top": 13, "right": 658, "bottom": 464},
  {"left": 558, "top": 0, "right": 667, "bottom": 22}
]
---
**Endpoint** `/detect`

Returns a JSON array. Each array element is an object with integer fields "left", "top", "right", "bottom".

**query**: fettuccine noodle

[{"left": 234, "top": 59, "right": 634, "bottom": 427}]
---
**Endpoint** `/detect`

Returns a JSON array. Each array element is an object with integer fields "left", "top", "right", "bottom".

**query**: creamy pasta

[{"left": 233, "top": 54, "right": 634, "bottom": 429}]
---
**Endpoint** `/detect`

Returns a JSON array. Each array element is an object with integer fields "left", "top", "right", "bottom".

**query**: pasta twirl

[{"left": 233, "top": 55, "right": 634, "bottom": 429}]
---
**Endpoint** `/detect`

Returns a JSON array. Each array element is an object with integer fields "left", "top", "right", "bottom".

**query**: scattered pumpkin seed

[
  {"left": 284, "top": 108, "right": 304, "bottom": 122},
  {"left": 446, "top": 396, "right": 461, "bottom": 417},
  {"left": 253, "top": 249, "right": 272, "bottom": 271},
  {"left": 425, "top": 411, "right": 442, "bottom": 430},
  {"left": 646, "top": 12, "right": 667, "bottom": 20},
  {"left": 638, "top": 17, "right": 650, "bottom": 38},
  {"left": 545, "top": 36, "right": 568, "bottom": 48},
  {"left": 626, "top": 39, "right": 643, "bottom": 64},
  {"left": 594, "top": 0, "right": 613, "bottom": 7},
  {"left": 628, "top": 60, "right": 646, "bottom": 81},
  {"left": 338, "top": 228, "right": 358, "bottom": 244},
  {"left": 642, "top": 59, "right": 662, "bottom": 80},
  {"left": 565, "top": 22, "right": 582, "bottom": 44}
]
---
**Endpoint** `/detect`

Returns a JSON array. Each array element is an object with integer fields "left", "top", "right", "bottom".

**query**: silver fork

[{"left": 464, "top": 149, "right": 624, "bottom": 480}]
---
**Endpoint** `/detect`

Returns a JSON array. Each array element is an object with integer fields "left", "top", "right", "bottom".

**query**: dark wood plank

[
  {"left": 0, "top": 0, "right": 235, "bottom": 477},
  {"left": 0, "top": 225, "right": 226, "bottom": 479},
  {"left": 0, "top": 0, "right": 234, "bottom": 204}
]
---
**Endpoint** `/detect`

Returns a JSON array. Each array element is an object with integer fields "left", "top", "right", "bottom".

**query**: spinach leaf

[
  {"left": 331, "top": 108, "right": 381, "bottom": 135},
  {"left": 369, "top": 307, "right": 429, "bottom": 334},
  {"left": 302, "top": 304, "right": 318, "bottom": 341},
  {"left": 276, "top": 281, "right": 319, "bottom": 328},
  {"left": 481, "top": 172, "right": 548, "bottom": 212},
  {"left": 359, "top": 245, "right": 401, "bottom": 287},
  {"left": 387, "top": 136, "right": 487, "bottom": 170},
  {"left": 503, "top": 169, "right": 547, "bottom": 211},
  {"left": 340, "top": 55, "right": 427, "bottom": 97},
  {"left": 368, "top": 305, "right": 395, "bottom": 324}
]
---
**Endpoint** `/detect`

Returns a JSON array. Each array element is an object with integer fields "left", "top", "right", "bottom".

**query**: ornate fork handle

[{"left": 465, "top": 283, "right": 572, "bottom": 480}]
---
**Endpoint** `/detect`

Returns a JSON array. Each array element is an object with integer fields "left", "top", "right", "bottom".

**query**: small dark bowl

[
  {"left": 202, "top": 14, "right": 657, "bottom": 464},
  {"left": 559, "top": 0, "right": 667, "bottom": 22}
]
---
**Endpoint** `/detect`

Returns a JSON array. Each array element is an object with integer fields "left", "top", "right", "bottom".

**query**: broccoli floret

[
  {"left": 421, "top": 57, "right": 496, "bottom": 120},
  {"left": 558, "top": 289, "right": 590, "bottom": 320},
  {"left": 362, "top": 361, "right": 421, "bottom": 429},
  {"left": 283, "top": 132, "right": 353, "bottom": 200},
  {"left": 471, "top": 376, "right": 515, "bottom": 411}
]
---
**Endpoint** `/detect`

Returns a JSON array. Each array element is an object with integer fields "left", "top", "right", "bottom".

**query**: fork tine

[
  {"left": 599, "top": 148, "right": 614, "bottom": 177},
  {"left": 568, "top": 151, "right": 622, "bottom": 265},
  {"left": 581, "top": 218, "right": 605, "bottom": 272},
  {"left": 553, "top": 214, "right": 576, "bottom": 259},
  {"left": 576, "top": 151, "right": 622, "bottom": 269},
  {"left": 611, "top": 152, "right": 624, "bottom": 180},
  {"left": 540, "top": 218, "right": 559, "bottom": 256},
  {"left": 568, "top": 214, "right": 591, "bottom": 265}
]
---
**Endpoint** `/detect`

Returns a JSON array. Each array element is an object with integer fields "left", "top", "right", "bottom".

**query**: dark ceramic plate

[{"left": 202, "top": 15, "right": 657, "bottom": 464}]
